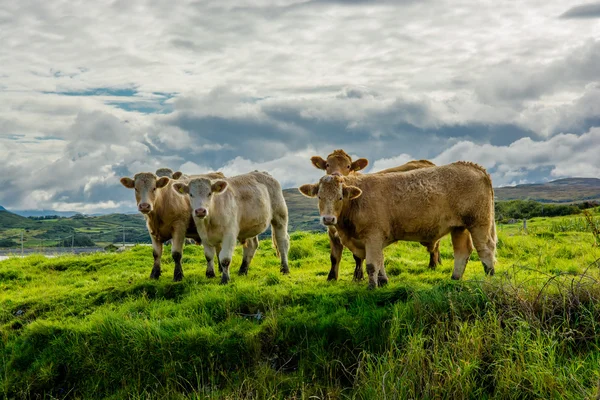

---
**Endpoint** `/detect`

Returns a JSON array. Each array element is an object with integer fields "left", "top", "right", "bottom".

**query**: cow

[
  {"left": 172, "top": 171, "right": 290, "bottom": 284},
  {"left": 120, "top": 171, "right": 225, "bottom": 281},
  {"left": 155, "top": 168, "right": 188, "bottom": 180},
  {"left": 299, "top": 162, "right": 496, "bottom": 289},
  {"left": 310, "top": 149, "right": 441, "bottom": 281},
  {"left": 156, "top": 168, "right": 175, "bottom": 178}
]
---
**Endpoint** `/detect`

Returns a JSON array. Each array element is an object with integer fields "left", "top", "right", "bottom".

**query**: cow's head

[
  {"left": 172, "top": 178, "right": 228, "bottom": 219},
  {"left": 310, "top": 149, "right": 368, "bottom": 176},
  {"left": 120, "top": 173, "right": 170, "bottom": 214},
  {"left": 155, "top": 168, "right": 174, "bottom": 178},
  {"left": 299, "top": 175, "right": 362, "bottom": 226}
]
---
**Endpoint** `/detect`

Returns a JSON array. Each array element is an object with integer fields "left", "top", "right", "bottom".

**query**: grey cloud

[
  {"left": 559, "top": 2, "right": 600, "bottom": 19},
  {"left": 475, "top": 40, "right": 600, "bottom": 105}
]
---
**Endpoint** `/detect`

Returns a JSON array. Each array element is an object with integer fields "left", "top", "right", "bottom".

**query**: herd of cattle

[{"left": 120, "top": 149, "right": 497, "bottom": 289}]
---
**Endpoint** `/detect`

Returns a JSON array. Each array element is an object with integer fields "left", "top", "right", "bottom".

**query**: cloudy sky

[{"left": 1, "top": 0, "right": 600, "bottom": 213}]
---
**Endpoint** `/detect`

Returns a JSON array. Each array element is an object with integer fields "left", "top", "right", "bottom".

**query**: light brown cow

[
  {"left": 299, "top": 162, "right": 496, "bottom": 289},
  {"left": 310, "top": 149, "right": 441, "bottom": 281},
  {"left": 120, "top": 171, "right": 225, "bottom": 281},
  {"left": 155, "top": 168, "right": 189, "bottom": 180},
  {"left": 172, "top": 171, "right": 290, "bottom": 284}
]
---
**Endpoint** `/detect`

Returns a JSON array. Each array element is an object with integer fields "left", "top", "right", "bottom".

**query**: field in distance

[{"left": 1, "top": 212, "right": 599, "bottom": 399}]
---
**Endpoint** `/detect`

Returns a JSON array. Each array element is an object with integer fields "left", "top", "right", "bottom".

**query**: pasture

[{"left": 1, "top": 214, "right": 600, "bottom": 399}]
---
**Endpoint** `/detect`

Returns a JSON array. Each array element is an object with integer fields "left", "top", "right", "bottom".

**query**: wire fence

[{"left": 0, "top": 226, "right": 150, "bottom": 256}]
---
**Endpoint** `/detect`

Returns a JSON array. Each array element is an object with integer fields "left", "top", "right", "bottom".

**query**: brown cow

[
  {"left": 172, "top": 171, "right": 290, "bottom": 284},
  {"left": 155, "top": 168, "right": 190, "bottom": 180},
  {"left": 299, "top": 162, "right": 496, "bottom": 289},
  {"left": 120, "top": 171, "right": 225, "bottom": 281},
  {"left": 310, "top": 149, "right": 441, "bottom": 281}
]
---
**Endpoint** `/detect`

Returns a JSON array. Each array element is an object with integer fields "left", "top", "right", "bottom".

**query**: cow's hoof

[
  {"left": 378, "top": 276, "right": 389, "bottom": 286},
  {"left": 326, "top": 272, "right": 337, "bottom": 281},
  {"left": 280, "top": 266, "right": 290, "bottom": 275},
  {"left": 150, "top": 269, "right": 161, "bottom": 279},
  {"left": 173, "top": 273, "right": 183, "bottom": 282},
  {"left": 220, "top": 275, "right": 230, "bottom": 285},
  {"left": 238, "top": 268, "right": 248, "bottom": 276},
  {"left": 206, "top": 270, "right": 216, "bottom": 278}
]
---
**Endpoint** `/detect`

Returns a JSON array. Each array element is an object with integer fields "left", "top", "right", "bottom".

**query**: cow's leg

[
  {"left": 239, "top": 236, "right": 259, "bottom": 275},
  {"left": 450, "top": 228, "right": 474, "bottom": 280},
  {"left": 204, "top": 244, "right": 217, "bottom": 278},
  {"left": 353, "top": 254, "right": 364, "bottom": 281},
  {"left": 150, "top": 236, "right": 163, "bottom": 279},
  {"left": 423, "top": 240, "right": 441, "bottom": 269},
  {"left": 171, "top": 226, "right": 186, "bottom": 282},
  {"left": 364, "top": 239, "right": 385, "bottom": 290},
  {"left": 469, "top": 225, "right": 496, "bottom": 277},
  {"left": 271, "top": 219, "right": 290, "bottom": 275},
  {"left": 216, "top": 243, "right": 223, "bottom": 273},
  {"left": 327, "top": 227, "right": 343, "bottom": 281},
  {"left": 219, "top": 234, "right": 237, "bottom": 284},
  {"left": 435, "top": 240, "right": 442, "bottom": 265}
]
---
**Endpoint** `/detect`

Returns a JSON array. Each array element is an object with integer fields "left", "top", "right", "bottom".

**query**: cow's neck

[{"left": 336, "top": 200, "right": 358, "bottom": 239}]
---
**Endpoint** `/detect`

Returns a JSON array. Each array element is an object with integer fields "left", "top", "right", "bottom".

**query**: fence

[{"left": 0, "top": 226, "right": 149, "bottom": 256}]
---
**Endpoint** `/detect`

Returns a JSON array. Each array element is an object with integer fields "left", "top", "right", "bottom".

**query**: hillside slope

[{"left": 494, "top": 177, "right": 600, "bottom": 203}]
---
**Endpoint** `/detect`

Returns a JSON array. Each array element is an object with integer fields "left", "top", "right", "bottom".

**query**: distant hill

[
  {"left": 0, "top": 205, "right": 5, "bottom": 211},
  {"left": 9, "top": 209, "right": 80, "bottom": 218},
  {"left": 495, "top": 177, "right": 600, "bottom": 203},
  {"left": 0, "top": 209, "right": 148, "bottom": 248}
]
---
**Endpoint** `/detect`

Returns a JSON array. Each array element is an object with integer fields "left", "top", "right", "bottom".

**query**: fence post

[
  {"left": 122, "top": 225, "right": 125, "bottom": 248},
  {"left": 21, "top": 230, "right": 24, "bottom": 257},
  {"left": 71, "top": 234, "right": 74, "bottom": 252},
  {"left": 523, "top": 219, "right": 527, "bottom": 233}
]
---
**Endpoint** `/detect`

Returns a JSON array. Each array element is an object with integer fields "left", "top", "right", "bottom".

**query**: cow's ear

[
  {"left": 156, "top": 177, "right": 170, "bottom": 188},
  {"left": 351, "top": 158, "right": 368, "bottom": 172},
  {"left": 311, "top": 156, "right": 327, "bottom": 170},
  {"left": 120, "top": 177, "right": 135, "bottom": 189},
  {"left": 172, "top": 182, "right": 189, "bottom": 195},
  {"left": 212, "top": 180, "right": 228, "bottom": 193},
  {"left": 172, "top": 171, "right": 183, "bottom": 180},
  {"left": 299, "top": 183, "right": 319, "bottom": 198},
  {"left": 343, "top": 185, "right": 362, "bottom": 200}
]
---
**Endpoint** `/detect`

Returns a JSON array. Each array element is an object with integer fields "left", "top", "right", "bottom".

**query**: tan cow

[
  {"left": 120, "top": 171, "right": 225, "bottom": 281},
  {"left": 299, "top": 162, "right": 496, "bottom": 289},
  {"left": 155, "top": 168, "right": 189, "bottom": 180},
  {"left": 310, "top": 149, "right": 441, "bottom": 281},
  {"left": 173, "top": 171, "right": 290, "bottom": 284}
]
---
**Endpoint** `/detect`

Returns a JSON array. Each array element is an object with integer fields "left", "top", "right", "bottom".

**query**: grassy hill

[
  {"left": 1, "top": 212, "right": 600, "bottom": 398},
  {"left": 0, "top": 210, "right": 148, "bottom": 249}
]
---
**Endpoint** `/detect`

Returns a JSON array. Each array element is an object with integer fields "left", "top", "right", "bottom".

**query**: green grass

[{"left": 1, "top": 221, "right": 600, "bottom": 399}]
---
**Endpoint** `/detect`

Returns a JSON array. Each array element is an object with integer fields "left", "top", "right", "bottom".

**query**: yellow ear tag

[{"left": 179, "top": 187, "right": 185, "bottom": 194}]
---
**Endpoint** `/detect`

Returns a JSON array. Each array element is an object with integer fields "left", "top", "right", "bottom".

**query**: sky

[{"left": 1, "top": 0, "right": 600, "bottom": 214}]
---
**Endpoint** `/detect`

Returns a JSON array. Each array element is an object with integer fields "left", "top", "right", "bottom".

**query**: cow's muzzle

[
  {"left": 195, "top": 208, "right": 208, "bottom": 218},
  {"left": 321, "top": 215, "right": 337, "bottom": 226},
  {"left": 138, "top": 203, "right": 152, "bottom": 214}
]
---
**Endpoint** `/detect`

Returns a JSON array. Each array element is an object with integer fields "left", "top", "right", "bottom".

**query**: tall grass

[{"left": 1, "top": 225, "right": 599, "bottom": 399}]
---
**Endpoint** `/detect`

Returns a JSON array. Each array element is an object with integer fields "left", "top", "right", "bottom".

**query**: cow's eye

[
  {"left": 208, "top": 193, "right": 212, "bottom": 197},
  {"left": 189, "top": 194, "right": 193, "bottom": 198},
  {"left": 347, "top": 165, "right": 350, "bottom": 169},
  {"left": 326, "top": 163, "right": 329, "bottom": 168},
  {"left": 339, "top": 197, "right": 343, "bottom": 200},
  {"left": 153, "top": 188, "right": 156, "bottom": 192}
]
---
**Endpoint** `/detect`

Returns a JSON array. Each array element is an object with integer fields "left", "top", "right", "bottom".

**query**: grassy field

[{"left": 1, "top": 214, "right": 600, "bottom": 399}]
